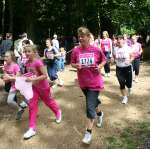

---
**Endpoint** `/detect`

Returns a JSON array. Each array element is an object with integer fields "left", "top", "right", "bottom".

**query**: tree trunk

[
  {"left": 8, "top": 0, "right": 13, "bottom": 33},
  {"left": 2, "top": 0, "right": 5, "bottom": 34}
]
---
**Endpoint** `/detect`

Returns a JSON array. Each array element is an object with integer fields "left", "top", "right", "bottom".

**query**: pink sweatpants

[{"left": 28, "top": 87, "right": 60, "bottom": 129}]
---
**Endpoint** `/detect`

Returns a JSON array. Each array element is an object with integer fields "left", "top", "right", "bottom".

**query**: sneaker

[
  {"left": 107, "top": 73, "right": 110, "bottom": 77},
  {"left": 134, "top": 78, "right": 138, "bottom": 83},
  {"left": 16, "top": 108, "right": 24, "bottom": 120},
  {"left": 82, "top": 131, "right": 92, "bottom": 144},
  {"left": 127, "top": 88, "right": 131, "bottom": 96},
  {"left": 58, "top": 80, "right": 63, "bottom": 87},
  {"left": 23, "top": 128, "right": 36, "bottom": 139},
  {"left": 104, "top": 73, "right": 108, "bottom": 77},
  {"left": 96, "top": 112, "right": 104, "bottom": 128},
  {"left": 122, "top": 96, "right": 128, "bottom": 104},
  {"left": 55, "top": 110, "right": 62, "bottom": 124},
  {"left": 20, "top": 101, "right": 28, "bottom": 109}
]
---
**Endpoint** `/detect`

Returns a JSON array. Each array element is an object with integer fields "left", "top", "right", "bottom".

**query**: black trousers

[{"left": 116, "top": 65, "right": 132, "bottom": 89}]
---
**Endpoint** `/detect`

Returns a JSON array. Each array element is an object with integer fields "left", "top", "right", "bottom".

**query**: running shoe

[
  {"left": 82, "top": 131, "right": 92, "bottom": 144},
  {"left": 96, "top": 112, "right": 104, "bottom": 127},
  {"left": 23, "top": 128, "right": 36, "bottom": 139}
]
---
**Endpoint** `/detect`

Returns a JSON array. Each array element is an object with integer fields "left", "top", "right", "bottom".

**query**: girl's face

[
  {"left": 24, "top": 47, "right": 35, "bottom": 60},
  {"left": 132, "top": 36, "right": 137, "bottom": 43},
  {"left": 117, "top": 38, "right": 124, "bottom": 47},
  {"left": 103, "top": 32, "right": 107, "bottom": 39},
  {"left": 46, "top": 40, "right": 51, "bottom": 47},
  {"left": 78, "top": 34, "right": 90, "bottom": 47},
  {"left": 4, "top": 52, "right": 12, "bottom": 64}
]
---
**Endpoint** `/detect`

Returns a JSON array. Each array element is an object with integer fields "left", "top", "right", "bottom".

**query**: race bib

[
  {"left": 79, "top": 53, "right": 95, "bottom": 66},
  {"left": 46, "top": 51, "right": 54, "bottom": 59},
  {"left": 104, "top": 45, "right": 109, "bottom": 52}
]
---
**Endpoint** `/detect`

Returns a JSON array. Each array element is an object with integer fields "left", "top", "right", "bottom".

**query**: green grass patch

[{"left": 106, "top": 122, "right": 150, "bottom": 149}]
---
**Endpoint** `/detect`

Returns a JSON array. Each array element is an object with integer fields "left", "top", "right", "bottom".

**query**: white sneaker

[
  {"left": 96, "top": 112, "right": 104, "bottom": 128},
  {"left": 82, "top": 131, "right": 92, "bottom": 144},
  {"left": 122, "top": 96, "right": 128, "bottom": 104},
  {"left": 104, "top": 73, "right": 108, "bottom": 77},
  {"left": 107, "top": 73, "right": 110, "bottom": 77},
  {"left": 135, "top": 78, "right": 138, "bottom": 83},
  {"left": 55, "top": 110, "right": 62, "bottom": 124},
  {"left": 23, "top": 128, "right": 36, "bottom": 139},
  {"left": 58, "top": 80, "right": 63, "bottom": 87},
  {"left": 20, "top": 101, "right": 28, "bottom": 108}
]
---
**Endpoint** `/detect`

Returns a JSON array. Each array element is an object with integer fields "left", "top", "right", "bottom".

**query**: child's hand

[
  {"left": 76, "top": 64, "right": 82, "bottom": 69},
  {"left": 26, "top": 77, "right": 36, "bottom": 84},
  {"left": 26, "top": 77, "right": 33, "bottom": 82},
  {"left": 3, "top": 74, "right": 11, "bottom": 81}
]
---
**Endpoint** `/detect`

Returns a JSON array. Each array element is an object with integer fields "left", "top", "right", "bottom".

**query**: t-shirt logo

[
  {"left": 79, "top": 53, "right": 95, "bottom": 66},
  {"left": 46, "top": 51, "right": 54, "bottom": 59}
]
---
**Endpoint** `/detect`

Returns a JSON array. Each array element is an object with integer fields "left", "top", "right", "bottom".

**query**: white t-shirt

[
  {"left": 52, "top": 39, "right": 59, "bottom": 50},
  {"left": 113, "top": 45, "right": 132, "bottom": 67},
  {"left": 14, "top": 37, "right": 33, "bottom": 58}
]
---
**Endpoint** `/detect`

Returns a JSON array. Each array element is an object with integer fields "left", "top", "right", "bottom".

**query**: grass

[{"left": 106, "top": 122, "right": 150, "bottom": 149}]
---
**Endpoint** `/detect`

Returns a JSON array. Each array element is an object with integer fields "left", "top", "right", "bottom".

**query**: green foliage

[
  {"left": 120, "top": 26, "right": 136, "bottom": 35},
  {"left": 0, "top": 0, "right": 149, "bottom": 42},
  {"left": 106, "top": 122, "right": 150, "bottom": 149}
]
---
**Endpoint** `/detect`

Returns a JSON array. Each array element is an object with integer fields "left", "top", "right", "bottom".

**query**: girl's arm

[
  {"left": 3, "top": 72, "right": 21, "bottom": 81},
  {"left": 71, "top": 63, "right": 82, "bottom": 69},
  {"left": 109, "top": 38, "right": 113, "bottom": 57},
  {"left": 26, "top": 66, "right": 47, "bottom": 83}
]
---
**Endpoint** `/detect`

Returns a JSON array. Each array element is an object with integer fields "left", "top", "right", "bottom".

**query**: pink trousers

[{"left": 28, "top": 87, "right": 60, "bottom": 129}]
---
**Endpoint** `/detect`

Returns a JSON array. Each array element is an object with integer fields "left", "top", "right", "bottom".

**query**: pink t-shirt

[
  {"left": 132, "top": 42, "right": 142, "bottom": 59},
  {"left": 71, "top": 45, "right": 106, "bottom": 90},
  {"left": 3, "top": 63, "right": 20, "bottom": 89},
  {"left": 25, "top": 59, "right": 49, "bottom": 90},
  {"left": 101, "top": 38, "right": 112, "bottom": 52}
]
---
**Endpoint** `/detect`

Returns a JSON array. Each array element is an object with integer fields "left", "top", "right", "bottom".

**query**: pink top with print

[
  {"left": 3, "top": 63, "right": 20, "bottom": 89},
  {"left": 132, "top": 42, "right": 142, "bottom": 59},
  {"left": 101, "top": 38, "right": 112, "bottom": 52},
  {"left": 71, "top": 45, "right": 106, "bottom": 90},
  {"left": 25, "top": 59, "right": 49, "bottom": 90}
]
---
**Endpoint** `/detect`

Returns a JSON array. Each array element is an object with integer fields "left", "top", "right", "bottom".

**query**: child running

[
  {"left": 71, "top": 27, "right": 106, "bottom": 144},
  {"left": 131, "top": 35, "right": 143, "bottom": 83},
  {"left": 23, "top": 45, "right": 61, "bottom": 139},
  {"left": 113, "top": 35, "right": 134, "bottom": 104},
  {"left": 44, "top": 38, "right": 63, "bottom": 87},
  {"left": 100, "top": 31, "right": 113, "bottom": 77},
  {"left": 2, "top": 51, "right": 25, "bottom": 118}
]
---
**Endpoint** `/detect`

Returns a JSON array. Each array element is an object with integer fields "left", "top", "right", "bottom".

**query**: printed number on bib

[{"left": 79, "top": 53, "right": 95, "bottom": 67}]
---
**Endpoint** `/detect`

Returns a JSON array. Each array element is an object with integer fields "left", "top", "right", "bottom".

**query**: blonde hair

[
  {"left": 24, "top": 44, "right": 37, "bottom": 53},
  {"left": 5, "top": 51, "right": 16, "bottom": 62},
  {"left": 77, "top": 27, "right": 91, "bottom": 36},
  {"left": 103, "top": 31, "right": 109, "bottom": 38}
]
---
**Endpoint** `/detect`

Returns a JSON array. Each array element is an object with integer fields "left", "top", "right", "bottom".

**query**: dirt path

[{"left": 0, "top": 62, "right": 150, "bottom": 149}]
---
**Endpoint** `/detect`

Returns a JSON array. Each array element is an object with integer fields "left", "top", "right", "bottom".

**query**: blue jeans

[
  {"left": 60, "top": 57, "right": 65, "bottom": 71},
  {"left": 47, "top": 62, "right": 58, "bottom": 81}
]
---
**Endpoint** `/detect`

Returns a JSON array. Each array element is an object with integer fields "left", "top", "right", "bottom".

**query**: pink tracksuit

[{"left": 25, "top": 59, "right": 61, "bottom": 129}]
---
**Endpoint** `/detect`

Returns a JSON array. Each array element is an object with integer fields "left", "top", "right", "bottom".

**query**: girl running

[
  {"left": 113, "top": 35, "right": 134, "bottom": 104},
  {"left": 100, "top": 31, "right": 112, "bottom": 77},
  {"left": 131, "top": 35, "right": 143, "bottom": 83},
  {"left": 44, "top": 38, "right": 62, "bottom": 86},
  {"left": 2, "top": 51, "right": 24, "bottom": 118},
  {"left": 23, "top": 45, "right": 61, "bottom": 139},
  {"left": 71, "top": 27, "right": 106, "bottom": 144}
]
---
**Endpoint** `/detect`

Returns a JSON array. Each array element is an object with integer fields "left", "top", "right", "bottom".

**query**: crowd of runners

[{"left": 0, "top": 27, "right": 143, "bottom": 144}]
